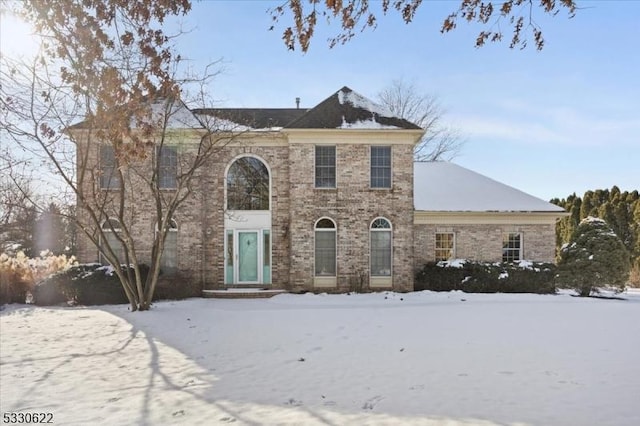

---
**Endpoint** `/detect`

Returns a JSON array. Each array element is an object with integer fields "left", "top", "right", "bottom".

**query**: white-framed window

[
  {"left": 435, "top": 232, "right": 455, "bottom": 261},
  {"left": 315, "top": 145, "right": 336, "bottom": 188},
  {"left": 157, "top": 145, "right": 177, "bottom": 189},
  {"left": 502, "top": 232, "right": 522, "bottom": 262},
  {"left": 156, "top": 219, "right": 178, "bottom": 271},
  {"left": 99, "top": 145, "right": 120, "bottom": 189},
  {"left": 314, "top": 218, "right": 337, "bottom": 277},
  {"left": 100, "top": 218, "right": 125, "bottom": 264},
  {"left": 370, "top": 217, "right": 392, "bottom": 277},
  {"left": 370, "top": 146, "right": 391, "bottom": 188},
  {"left": 226, "top": 156, "right": 270, "bottom": 210}
]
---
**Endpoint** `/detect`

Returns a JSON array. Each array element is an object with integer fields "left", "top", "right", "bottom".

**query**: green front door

[{"left": 238, "top": 231, "right": 259, "bottom": 282}]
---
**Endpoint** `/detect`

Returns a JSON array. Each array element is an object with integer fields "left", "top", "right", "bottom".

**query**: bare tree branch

[
  {"left": 377, "top": 79, "right": 464, "bottom": 161},
  {"left": 270, "top": 0, "right": 577, "bottom": 52}
]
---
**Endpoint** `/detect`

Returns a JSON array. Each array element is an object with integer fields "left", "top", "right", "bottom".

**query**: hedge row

[
  {"left": 415, "top": 260, "right": 557, "bottom": 294},
  {"left": 33, "top": 264, "right": 202, "bottom": 306}
]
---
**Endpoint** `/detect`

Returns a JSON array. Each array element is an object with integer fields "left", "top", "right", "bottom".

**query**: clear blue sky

[
  {"left": 173, "top": 0, "right": 639, "bottom": 201},
  {"left": 1, "top": 1, "right": 638, "bottom": 202}
]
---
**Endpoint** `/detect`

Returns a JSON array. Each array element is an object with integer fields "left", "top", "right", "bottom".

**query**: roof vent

[{"left": 295, "top": 97, "right": 300, "bottom": 109}]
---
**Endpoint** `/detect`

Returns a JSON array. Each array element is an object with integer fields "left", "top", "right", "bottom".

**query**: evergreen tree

[
  {"left": 580, "top": 191, "right": 595, "bottom": 218},
  {"left": 5, "top": 205, "right": 38, "bottom": 256},
  {"left": 557, "top": 217, "right": 631, "bottom": 296}
]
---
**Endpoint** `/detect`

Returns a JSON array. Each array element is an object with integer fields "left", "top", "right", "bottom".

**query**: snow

[
  {"left": 339, "top": 117, "right": 400, "bottom": 130},
  {"left": 438, "top": 258, "right": 466, "bottom": 268},
  {"left": 144, "top": 99, "right": 204, "bottom": 129},
  {"left": 414, "top": 162, "right": 566, "bottom": 212},
  {"left": 582, "top": 216, "right": 607, "bottom": 225},
  {"left": 2, "top": 290, "right": 639, "bottom": 425},
  {"left": 337, "top": 88, "right": 393, "bottom": 117}
]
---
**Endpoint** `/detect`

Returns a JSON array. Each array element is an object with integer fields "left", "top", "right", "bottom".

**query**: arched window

[
  {"left": 315, "top": 218, "right": 336, "bottom": 277},
  {"left": 226, "top": 156, "right": 270, "bottom": 210},
  {"left": 370, "top": 217, "right": 392, "bottom": 277},
  {"left": 156, "top": 219, "right": 178, "bottom": 271},
  {"left": 101, "top": 218, "right": 124, "bottom": 265}
]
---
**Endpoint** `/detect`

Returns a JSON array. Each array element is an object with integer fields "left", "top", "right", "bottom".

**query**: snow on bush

[
  {"left": 416, "top": 260, "right": 556, "bottom": 294},
  {"left": 557, "top": 216, "right": 631, "bottom": 296}
]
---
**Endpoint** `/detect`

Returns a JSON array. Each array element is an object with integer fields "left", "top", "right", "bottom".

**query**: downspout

[{"left": 201, "top": 165, "right": 207, "bottom": 290}]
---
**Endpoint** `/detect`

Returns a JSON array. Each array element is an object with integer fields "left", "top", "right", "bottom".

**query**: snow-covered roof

[
  {"left": 285, "top": 86, "right": 422, "bottom": 130},
  {"left": 414, "top": 162, "right": 565, "bottom": 212},
  {"left": 147, "top": 99, "right": 204, "bottom": 129}
]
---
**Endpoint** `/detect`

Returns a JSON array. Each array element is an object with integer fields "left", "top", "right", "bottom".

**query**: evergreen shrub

[
  {"left": 34, "top": 264, "right": 200, "bottom": 305},
  {"left": 35, "top": 263, "right": 130, "bottom": 305},
  {"left": 153, "top": 269, "right": 202, "bottom": 300},
  {"left": 556, "top": 216, "right": 631, "bottom": 296},
  {"left": 415, "top": 260, "right": 556, "bottom": 294}
]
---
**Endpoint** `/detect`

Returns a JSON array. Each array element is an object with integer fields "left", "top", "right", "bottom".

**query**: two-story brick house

[{"left": 74, "top": 86, "right": 565, "bottom": 294}]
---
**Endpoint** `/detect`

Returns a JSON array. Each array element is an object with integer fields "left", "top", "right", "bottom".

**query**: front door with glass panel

[
  {"left": 225, "top": 229, "right": 271, "bottom": 285},
  {"left": 238, "top": 231, "right": 259, "bottom": 282}
]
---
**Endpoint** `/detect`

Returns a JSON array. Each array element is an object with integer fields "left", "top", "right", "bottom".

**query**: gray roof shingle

[{"left": 284, "top": 86, "right": 422, "bottom": 130}]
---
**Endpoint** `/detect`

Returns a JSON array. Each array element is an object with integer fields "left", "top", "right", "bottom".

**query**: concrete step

[{"left": 202, "top": 289, "right": 287, "bottom": 299}]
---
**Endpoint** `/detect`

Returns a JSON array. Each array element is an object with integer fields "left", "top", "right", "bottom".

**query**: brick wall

[
  {"left": 413, "top": 222, "right": 558, "bottom": 271},
  {"left": 288, "top": 143, "right": 415, "bottom": 292}
]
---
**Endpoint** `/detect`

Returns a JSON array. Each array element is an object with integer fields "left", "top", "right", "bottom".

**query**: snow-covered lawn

[{"left": 1, "top": 290, "right": 639, "bottom": 426}]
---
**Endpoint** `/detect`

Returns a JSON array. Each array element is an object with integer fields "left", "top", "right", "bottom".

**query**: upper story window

[
  {"left": 157, "top": 146, "right": 177, "bottom": 189},
  {"left": 435, "top": 232, "right": 455, "bottom": 262},
  {"left": 370, "top": 146, "right": 391, "bottom": 188},
  {"left": 315, "top": 146, "right": 336, "bottom": 188},
  {"left": 226, "top": 156, "right": 270, "bottom": 210},
  {"left": 99, "top": 145, "right": 120, "bottom": 189},
  {"left": 502, "top": 232, "right": 522, "bottom": 262}
]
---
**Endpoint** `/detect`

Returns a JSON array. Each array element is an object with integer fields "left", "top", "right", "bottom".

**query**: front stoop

[{"left": 202, "top": 289, "right": 287, "bottom": 299}]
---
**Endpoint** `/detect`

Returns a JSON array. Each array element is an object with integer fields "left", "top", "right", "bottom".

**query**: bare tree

[
  {"left": 1, "top": 0, "right": 241, "bottom": 311},
  {"left": 378, "top": 80, "right": 463, "bottom": 161},
  {"left": 270, "top": 0, "right": 577, "bottom": 52}
]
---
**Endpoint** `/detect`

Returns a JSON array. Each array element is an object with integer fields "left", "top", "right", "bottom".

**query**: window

[
  {"left": 435, "top": 232, "right": 455, "bottom": 261},
  {"left": 503, "top": 233, "right": 522, "bottom": 262},
  {"left": 100, "top": 218, "right": 125, "bottom": 264},
  {"left": 370, "top": 218, "right": 392, "bottom": 276},
  {"left": 157, "top": 146, "right": 177, "bottom": 189},
  {"left": 263, "top": 230, "right": 271, "bottom": 284},
  {"left": 370, "top": 146, "right": 391, "bottom": 188},
  {"left": 99, "top": 145, "right": 120, "bottom": 189},
  {"left": 157, "top": 219, "right": 178, "bottom": 270},
  {"left": 315, "top": 218, "right": 336, "bottom": 276},
  {"left": 226, "top": 156, "right": 270, "bottom": 210},
  {"left": 225, "top": 230, "right": 234, "bottom": 284},
  {"left": 315, "top": 146, "right": 336, "bottom": 188}
]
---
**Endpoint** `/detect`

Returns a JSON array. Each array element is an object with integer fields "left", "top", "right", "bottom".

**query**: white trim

[
  {"left": 414, "top": 211, "right": 567, "bottom": 225},
  {"left": 314, "top": 145, "right": 337, "bottom": 189},
  {"left": 314, "top": 217, "right": 337, "bottom": 280},
  {"left": 369, "top": 145, "right": 393, "bottom": 189},
  {"left": 435, "top": 231, "right": 456, "bottom": 261},
  {"left": 282, "top": 128, "right": 424, "bottom": 145},
  {"left": 369, "top": 217, "right": 393, "bottom": 282},
  {"left": 502, "top": 232, "right": 524, "bottom": 262}
]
